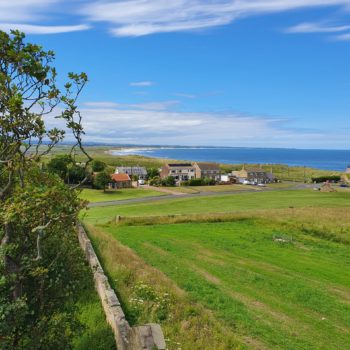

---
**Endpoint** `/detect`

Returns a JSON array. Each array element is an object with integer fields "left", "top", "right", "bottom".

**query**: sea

[{"left": 109, "top": 147, "right": 350, "bottom": 172}]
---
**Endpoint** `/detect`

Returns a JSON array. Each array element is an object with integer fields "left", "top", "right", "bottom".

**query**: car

[
  {"left": 340, "top": 183, "right": 349, "bottom": 188},
  {"left": 257, "top": 183, "right": 266, "bottom": 187}
]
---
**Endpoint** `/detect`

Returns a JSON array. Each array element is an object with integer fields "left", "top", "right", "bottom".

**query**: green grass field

[
  {"left": 79, "top": 188, "right": 165, "bottom": 203},
  {"left": 170, "top": 184, "right": 264, "bottom": 194},
  {"left": 104, "top": 220, "right": 350, "bottom": 350},
  {"left": 82, "top": 189, "right": 350, "bottom": 349},
  {"left": 83, "top": 189, "right": 350, "bottom": 224}
]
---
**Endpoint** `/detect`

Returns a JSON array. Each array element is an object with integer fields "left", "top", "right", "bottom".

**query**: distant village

[
  {"left": 108, "top": 162, "right": 275, "bottom": 189},
  {"left": 106, "top": 163, "right": 350, "bottom": 190}
]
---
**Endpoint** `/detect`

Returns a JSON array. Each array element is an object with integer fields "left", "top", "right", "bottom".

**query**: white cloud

[
  {"left": 174, "top": 93, "right": 196, "bottom": 99},
  {"left": 0, "top": 23, "right": 90, "bottom": 35},
  {"left": 129, "top": 81, "right": 154, "bottom": 87},
  {"left": 83, "top": 0, "right": 350, "bottom": 37},
  {"left": 334, "top": 32, "right": 350, "bottom": 40},
  {"left": 286, "top": 22, "right": 350, "bottom": 33},
  {"left": 83, "top": 100, "right": 178, "bottom": 110},
  {"left": 0, "top": 0, "right": 91, "bottom": 35},
  {"left": 47, "top": 102, "right": 337, "bottom": 148},
  {"left": 83, "top": 101, "right": 120, "bottom": 108},
  {"left": 0, "top": 0, "right": 57, "bottom": 22},
  {"left": 127, "top": 100, "right": 179, "bottom": 110}
]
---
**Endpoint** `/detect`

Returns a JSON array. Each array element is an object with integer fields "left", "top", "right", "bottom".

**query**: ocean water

[{"left": 110, "top": 147, "right": 350, "bottom": 172}]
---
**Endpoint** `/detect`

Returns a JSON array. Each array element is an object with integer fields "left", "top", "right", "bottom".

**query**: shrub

[
  {"left": 311, "top": 175, "right": 341, "bottom": 183},
  {"left": 91, "top": 160, "right": 107, "bottom": 172}
]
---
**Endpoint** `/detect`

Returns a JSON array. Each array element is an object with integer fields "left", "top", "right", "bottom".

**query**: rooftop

[
  {"left": 167, "top": 163, "right": 193, "bottom": 167},
  {"left": 111, "top": 173, "right": 131, "bottom": 182},
  {"left": 195, "top": 162, "right": 220, "bottom": 170}
]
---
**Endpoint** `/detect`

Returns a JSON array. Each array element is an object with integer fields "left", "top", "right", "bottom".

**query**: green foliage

[
  {"left": 162, "top": 176, "right": 175, "bottom": 187},
  {"left": 0, "top": 170, "right": 89, "bottom": 349},
  {"left": 91, "top": 160, "right": 107, "bottom": 172},
  {"left": 129, "top": 282, "right": 172, "bottom": 323},
  {"left": 47, "top": 155, "right": 73, "bottom": 180},
  {"left": 311, "top": 175, "right": 341, "bottom": 183},
  {"left": 68, "top": 164, "right": 87, "bottom": 184},
  {"left": 149, "top": 175, "right": 176, "bottom": 187},
  {"left": 0, "top": 30, "right": 109, "bottom": 350},
  {"left": 181, "top": 178, "right": 216, "bottom": 186},
  {"left": 149, "top": 176, "right": 162, "bottom": 186},
  {"left": 147, "top": 168, "right": 160, "bottom": 179},
  {"left": 93, "top": 172, "right": 111, "bottom": 191},
  {"left": 47, "top": 156, "right": 87, "bottom": 184}
]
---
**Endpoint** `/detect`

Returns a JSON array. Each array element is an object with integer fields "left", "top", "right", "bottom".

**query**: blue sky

[{"left": 1, "top": 1, "right": 350, "bottom": 149}]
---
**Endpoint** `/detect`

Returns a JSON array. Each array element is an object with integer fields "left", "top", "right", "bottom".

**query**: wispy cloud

[
  {"left": 129, "top": 81, "right": 154, "bottom": 87},
  {"left": 0, "top": 0, "right": 57, "bottom": 22},
  {"left": 83, "top": 101, "right": 120, "bottom": 108},
  {"left": 84, "top": 100, "right": 179, "bottom": 111},
  {"left": 43, "top": 100, "right": 335, "bottom": 148},
  {"left": 334, "top": 32, "right": 350, "bottom": 40},
  {"left": 127, "top": 100, "right": 179, "bottom": 110},
  {"left": 286, "top": 22, "right": 350, "bottom": 33},
  {"left": 0, "top": 23, "right": 90, "bottom": 35},
  {"left": 0, "top": 0, "right": 91, "bottom": 35},
  {"left": 174, "top": 92, "right": 196, "bottom": 99},
  {"left": 82, "top": 0, "right": 350, "bottom": 37}
]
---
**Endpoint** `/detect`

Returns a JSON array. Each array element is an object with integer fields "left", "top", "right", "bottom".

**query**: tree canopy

[{"left": 0, "top": 30, "right": 92, "bottom": 349}]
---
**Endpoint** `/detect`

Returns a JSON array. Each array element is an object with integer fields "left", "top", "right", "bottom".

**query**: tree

[
  {"left": 47, "top": 154, "right": 73, "bottom": 180},
  {"left": 91, "top": 159, "right": 106, "bottom": 172},
  {"left": 93, "top": 171, "right": 111, "bottom": 192},
  {"left": 68, "top": 164, "right": 88, "bottom": 184},
  {"left": 147, "top": 167, "right": 160, "bottom": 179},
  {"left": 0, "top": 30, "right": 92, "bottom": 349}
]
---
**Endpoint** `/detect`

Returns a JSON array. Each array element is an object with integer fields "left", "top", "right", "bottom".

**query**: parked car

[
  {"left": 257, "top": 183, "right": 266, "bottom": 187},
  {"left": 138, "top": 179, "right": 145, "bottom": 185},
  {"left": 340, "top": 183, "right": 349, "bottom": 188}
]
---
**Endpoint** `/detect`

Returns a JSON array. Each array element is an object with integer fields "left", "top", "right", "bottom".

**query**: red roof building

[{"left": 110, "top": 173, "right": 132, "bottom": 188}]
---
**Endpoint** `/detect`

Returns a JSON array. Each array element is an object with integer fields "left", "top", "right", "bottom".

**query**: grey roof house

[{"left": 115, "top": 166, "right": 147, "bottom": 179}]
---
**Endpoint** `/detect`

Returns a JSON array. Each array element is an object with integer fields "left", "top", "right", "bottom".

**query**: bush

[
  {"left": 181, "top": 178, "right": 216, "bottom": 186},
  {"left": 162, "top": 176, "right": 175, "bottom": 187},
  {"left": 91, "top": 160, "right": 106, "bottom": 172},
  {"left": 93, "top": 171, "right": 111, "bottom": 191},
  {"left": 149, "top": 176, "right": 162, "bottom": 186},
  {"left": 311, "top": 176, "right": 341, "bottom": 183}
]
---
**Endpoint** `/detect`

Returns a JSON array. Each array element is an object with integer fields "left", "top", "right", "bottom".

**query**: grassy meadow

[
  {"left": 73, "top": 146, "right": 349, "bottom": 349},
  {"left": 82, "top": 188, "right": 350, "bottom": 349},
  {"left": 79, "top": 187, "right": 165, "bottom": 203},
  {"left": 82, "top": 189, "right": 350, "bottom": 224},
  {"left": 84, "top": 206, "right": 350, "bottom": 349}
]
